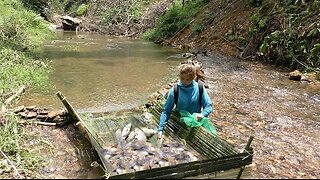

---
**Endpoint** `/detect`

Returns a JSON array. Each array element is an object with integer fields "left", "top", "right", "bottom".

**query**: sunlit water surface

[{"left": 19, "top": 31, "right": 183, "bottom": 113}]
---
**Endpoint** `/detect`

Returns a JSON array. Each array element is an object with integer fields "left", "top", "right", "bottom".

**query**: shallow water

[
  {"left": 199, "top": 54, "right": 320, "bottom": 178},
  {"left": 19, "top": 31, "right": 183, "bottom": 113}
]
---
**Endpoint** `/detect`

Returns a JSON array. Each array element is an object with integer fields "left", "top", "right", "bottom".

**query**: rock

[
  {"left": 26, "top": 105, "right": 36, "bottom": 110},
  {"left": 13, "top": 105, "right": 25, "bottom": 113},
  {"left": 19, "top": 111, "right": 27, "bottom": 118},
  {"left": 26, "top": 111, "right": 38, "bottom": 119},
  {"left": 289, "top": 70, "right": 302, "bottom": 81},
  {"left": 48, "top": 110, "right": 65, "bottom": 119},
  {"left": 191, "top": 48, "right": 208, "bottom": 56},
  {"left": 182, "top": 53, "right": 196, "bottom": 59},
  {"left": 61, "top": 16, "right": 82, "bottom": 31},
  {"left": 36, "top": 114, "right": 48, "bottom": 120},
  {"left": 121, "top": 123, "right": 132, "bottom": 140},
  {"left": 55, "top": 175, "right": 67, "bottom": 179}
]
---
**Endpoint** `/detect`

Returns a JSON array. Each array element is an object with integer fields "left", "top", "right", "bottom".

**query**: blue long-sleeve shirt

[{"left": 158, "top": 80, "right": 213, "bottom": 132}]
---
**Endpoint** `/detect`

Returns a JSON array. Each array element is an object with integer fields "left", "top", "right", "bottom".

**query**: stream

[
  {"left": 19, "top": 31, "right": 320, "bottom": 179},
  {"left": 200, "top": 54, "right": 320, "bottom": 178}
]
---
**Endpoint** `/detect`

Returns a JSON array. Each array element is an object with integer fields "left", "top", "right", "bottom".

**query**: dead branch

[
  {"left": 18, "top": 120, "right": 57, "bottom": 126},
  {"left": 1, "top": 86, "right": 26, "bottom": 113},
  {"left": 0, "top": 148, "right": 23, "bottom": 179}
]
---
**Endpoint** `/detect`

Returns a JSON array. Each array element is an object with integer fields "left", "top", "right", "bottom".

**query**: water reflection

[{"left": 19, "top": 31, "right": 183, "bottom": 112}]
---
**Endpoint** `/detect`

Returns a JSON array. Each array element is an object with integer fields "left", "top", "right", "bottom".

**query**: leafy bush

[
  {"left": 143, "top": 0, "right": 210, "bottom": 42},
  {"left": 0, "top": 0, "right": 54, "bottom": 51},
  {"left": 192, "top": 22, "right": 203, "bottom": 37},
  {"left": 76, "top": 3, "right": 90, "bottom": 16},
  {"left": 245, "top": 0, "right": 320, "bottom": 70}
]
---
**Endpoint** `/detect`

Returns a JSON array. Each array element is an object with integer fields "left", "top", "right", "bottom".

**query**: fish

[
  {"left": 174, "top": 152, "right": 191, "bottom": 163},
  {"left": 163, "top": 142, "right": 184, "bottom": 148},
  {"left": 121, "top": 123, "right": 132, "bottom": 140},
  {"left": 130, "top": 140, "right": 148, "bottom": 151},
  {"left": 166, "top": 156, "right": 177, "bottom": 166},
  {"left": 141, "top": 112, "right": 152, "bottom": 123},
  {"left": 126, "top": 130, "right": 136, "bottom": 142},
  {"left": 140, "top": 127, "right": 157, "bottom": 138},
  {"left": 158, "top": 160, "right": 167, "bottom": 167},
  {"left": 133, "top": 165, "right": 140, "bottom": 171},
  {"left": 137, "top": 151, "right": 149, "bottom": 159},
  {"left": 134, "top": 128, "right": 147, "bottom": 142}
]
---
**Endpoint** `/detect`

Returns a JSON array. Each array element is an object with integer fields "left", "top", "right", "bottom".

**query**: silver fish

[
  {"left": 134, "top": 128, "right": 147, "bottom": 142},
  {"left": 115, "top": 129, "right": 125, "bottom": 148},
  {"left": 126, "top": 130, "right": 136, "bottom": 142},
  {"left": 140, "top": 127, "right": 157, "bottom": 138},
  {"left": 121, "top": 123, "right": 132, "bottom": 140}
]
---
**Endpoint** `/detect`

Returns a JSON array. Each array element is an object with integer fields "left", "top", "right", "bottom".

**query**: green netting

[{"left": 179, "top": 110, "right": 218, "bottom": 136}]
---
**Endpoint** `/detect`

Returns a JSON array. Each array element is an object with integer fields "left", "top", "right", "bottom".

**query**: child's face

[{"left": 180, "top": 73, "right": 193, "bottom": 86}]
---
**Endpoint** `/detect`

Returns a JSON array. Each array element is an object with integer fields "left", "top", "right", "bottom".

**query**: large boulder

[{"left": 61, "top": 15, "right": 82, "bottom": 31}]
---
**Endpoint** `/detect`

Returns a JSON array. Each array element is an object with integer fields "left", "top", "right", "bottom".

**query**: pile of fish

[{"left": 101, "top": 123, "right": 201, "bottom": 176}]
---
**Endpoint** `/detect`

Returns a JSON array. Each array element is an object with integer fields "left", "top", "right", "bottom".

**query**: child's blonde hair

[{"left": 179, "top": 63, "right": 196, "bottom": 80}]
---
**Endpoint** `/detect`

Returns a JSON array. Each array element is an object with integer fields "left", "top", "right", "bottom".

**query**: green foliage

[
  {"left": 0, "top": 0, "right": 53, "bottom": 95},
  {"left": 0, "top": 49, "right": 50, "bottom": 96},
  {"left": 76, "top": 3, "right": 90, "bottom": 16},
  {"left": 0, "top": 0, "right": 54, "bottom": 52},
  {"left": 309, "top": 43, "right": 320, "bottom": 66},
  {"left": 245, "top": 0, "right": 320, "bottom": 71},
  {"left": 0, "top": 114, "right": 44, "bottom": 174},
  {"left": 102, "top": 7, "right": 119, "bottom": 24},
  {"left": 245, "top": 0, "right": 263, "bottom": 7},
  {"left": 0, "top": 114, "right": 20, "bottom": 154},
  {"left": 225, "top": 30, "right": 236, "bottom": 41},
  {"left": 0, "top": 0, "right": 52, "bottom": 176},
  {"left": 191, "top": 22, "right": 203, "bottom": 36},
  {"left": 143, "top": 0, "right": 209, "bottom": 41}
]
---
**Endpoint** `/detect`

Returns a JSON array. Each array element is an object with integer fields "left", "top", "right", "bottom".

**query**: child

[{"left": 157, "top": 63, "right": 213, "bottom": 140}]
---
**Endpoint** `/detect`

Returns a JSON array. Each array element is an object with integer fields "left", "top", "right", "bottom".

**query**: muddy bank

[{"left": 21, "top": 123, "right": 104, "bottom": 179}]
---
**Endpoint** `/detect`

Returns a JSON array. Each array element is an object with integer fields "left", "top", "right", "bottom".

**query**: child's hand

[
  {"left": 158, "top": 131, "right": 164, "bottom": 139},
  {"left": 195, "top": 113, "right": 204, "bottom": 121},
  {"left": 157, "top": 131, "right": 164, "bottom": 148}
]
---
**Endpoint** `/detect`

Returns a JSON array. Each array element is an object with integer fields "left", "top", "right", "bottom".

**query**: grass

[
  {"left": 0, "top": 0, "right": 56, "bottom": 178},
  {"left": 0, "top": 49, "right": 51, "bottom": 101},
  {"left": 0, "top": 114, "right": 45, "bottom": 178}
]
